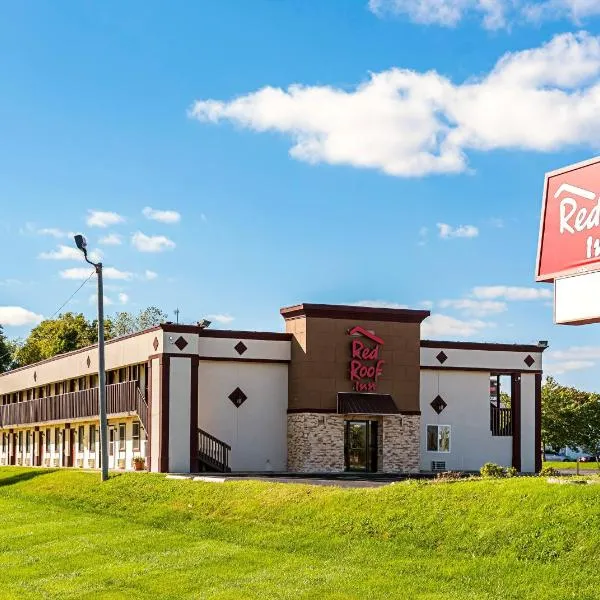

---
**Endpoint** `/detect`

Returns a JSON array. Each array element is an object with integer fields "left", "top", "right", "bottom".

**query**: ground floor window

[
  {"left": 78, "top": 426, "right": 84, "bottom": 453},
  {"left": 109, "top": 428, "right": 115, "bottom": 456},
  {"left": 18, "top": 431, "right": 23, "bottom": 452},
  {"left": 426, "top": 425, "right": 451, "bottom": 453},
  {"left": 89, "top": 425, "right": 96, "bottom": 452},
  {"left": 1, "top": 433, "right": 6, "bottom": 453},
  {"left": 46, "top": 429, "right": 50, "bottom": 453},
  {"left": 119, "top": 424, "right": 126, "bottom": 452},
  {"left": 132, "top": 422, "right": 140, "bottom": 452}
]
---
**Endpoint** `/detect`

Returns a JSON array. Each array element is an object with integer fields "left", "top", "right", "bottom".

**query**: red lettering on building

[{"left": 348, "top": 326, "right": 385, "bottom": 392}]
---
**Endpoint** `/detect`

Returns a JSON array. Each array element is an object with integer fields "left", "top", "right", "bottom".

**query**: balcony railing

[
  {"left": 490, "top": 406, "right": 512, "bottom": 436},
  {"left": 0, "top": 381, "right": 148, "bottom": 429}
]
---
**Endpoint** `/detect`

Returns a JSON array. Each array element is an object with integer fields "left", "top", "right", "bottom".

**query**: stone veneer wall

[
  {"left": 288, "top": 412, "right": 421, "bottom": 473},
  {"left": 382, "top": 415, "right": 420, "bottom": 473},
  {"left": 287, "top": 413, "right": 344, "bottom": 472}
]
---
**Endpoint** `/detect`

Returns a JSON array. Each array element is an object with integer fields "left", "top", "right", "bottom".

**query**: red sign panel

[
  {"left": 537, "top": 157, "right": 600, "bottom": 282},
  {"left": 348, "top": 326, "right": 385, "bottom": 392}
]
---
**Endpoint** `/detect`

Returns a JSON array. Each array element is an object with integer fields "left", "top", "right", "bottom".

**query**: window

[
  {"left": 119, "top": 424, "right": 126, "bottom": 451},
  {"left": 109, "top": 428, "right": 115, "bottom": 456},
  {"left": 46, "top": 429, "right": 51, "bottom": 452},
  {"left": 18, "top": 431, "right": 23, "bottom": 452},
  {"left": 132, "top": 422, "right": 140, "bottom": 452},
  {"left": 54, "top": 428, "right": 60, "bottom": 449},
  {"left": 78, "top": 426, "right": 85, "bottom": 453},
  {"left": 2, "top": 433, "right": 6, "bottom": 453},
  {"left": 426, "top": 425, "right": 451, "bottom": 453},
  {"left": 119, "top": 368, "right": 127, "bottom": 383},
  {"left": 25, "top": 431, "right": 30, "bottom": 453},
  {"left": 89, "top": 425, "right": 96, "bottom": 452}
]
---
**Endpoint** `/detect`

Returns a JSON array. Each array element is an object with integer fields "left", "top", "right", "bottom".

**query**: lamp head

[
  {"left": 74, "top": 234, "right": 87, "bottom": 252},
  {"left": 197, "top": 319, "right": 211, "bottom": 329}
]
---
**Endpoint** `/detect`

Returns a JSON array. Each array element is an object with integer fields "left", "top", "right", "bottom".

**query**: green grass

[
  {"left": 545, "top": 461, "right": 600, "bottom": 470},
  {"left": 1, "top": 468, "right": 600, "bottom": 599}
]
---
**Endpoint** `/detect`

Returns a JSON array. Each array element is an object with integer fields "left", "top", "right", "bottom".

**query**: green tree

[
  {"left": 575, "top": 397, "right": 600, "bottom": 463},
  {"left": 0, "top": 325, "right": 15, "bottom": 373},
  {"left": 14, "top": 312, "right": 110, "bottom": 367},
  {"left": 111, "top": 307, "right": 168, "bottom": 338},
  {"left": 541, "top": 376, "right": 588, "bottom": 453}
]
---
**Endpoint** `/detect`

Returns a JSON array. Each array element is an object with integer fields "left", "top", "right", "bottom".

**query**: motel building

[{"left": 0, "top": 304, "right": 545, "bottom": 474}]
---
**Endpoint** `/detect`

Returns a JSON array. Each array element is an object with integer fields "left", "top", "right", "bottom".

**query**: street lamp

[{"left": 74, "top": 234, "right": 109, "bottom": 482}]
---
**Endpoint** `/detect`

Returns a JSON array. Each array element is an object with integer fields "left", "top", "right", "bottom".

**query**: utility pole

[
  {"left": 174, "top": 308, "right": 180, "bottom": 324},
  {"left": 74, "top": 235, "right": 109, "bottom": 482}
]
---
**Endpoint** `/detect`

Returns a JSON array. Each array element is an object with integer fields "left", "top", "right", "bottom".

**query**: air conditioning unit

[
  {"left": 52, "top": 458, "right": 59, "bottom": 467},
  {"left": 431, "top": 461, "right": 446, "bottom": 473},
  {"left": 16, "top": 458, "right": 22, "bottom": 466},
  {"left": 43, "top": 458, "right": 50, "bottom": 467},
  {"left": 25, "top": 459, "right": 31, "bottom": 466},
  {"left": 117, "top": 459, "right": 126, "bottom": 470},
  {"left": 76, "top": 459, "right": 84, "bottom": 468},
  {"left": 88, "top": 459, "right": 96, "bottom": 469}
]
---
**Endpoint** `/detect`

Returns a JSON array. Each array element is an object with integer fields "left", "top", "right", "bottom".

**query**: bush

[
  {"left": 480, "top": 463, "right": 506, "bottom": 478},
  {"left": 434, "top": 471, "right": 463, "bottom": 482},
  {"left": 504, "top": 466, "right": 518, "bottom": 478},
  {"left": 539, "top": 465, "right": 560, "bottom": 477}
]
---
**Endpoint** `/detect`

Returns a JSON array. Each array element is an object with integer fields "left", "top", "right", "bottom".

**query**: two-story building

[{"left": 0, "top": 303, "right": 545, "bottom": 474}]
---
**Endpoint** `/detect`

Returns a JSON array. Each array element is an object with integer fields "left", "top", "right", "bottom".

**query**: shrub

[
  {"left": 504, "top": 466, "right": 518, "bottom": 478},
  {"left": 480, "top": 463, "right": 506, "bottom": 478},
  {"left": 539, "top": 465, "right": 560, "bottom": 477},
  {"left": 434, "top": 471, "right": 463, "bottom": 482}
]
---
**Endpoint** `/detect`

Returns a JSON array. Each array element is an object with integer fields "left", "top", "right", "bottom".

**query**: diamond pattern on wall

[
  {"left": 524, "top": 355, "right": 535, "bottom": 367},
  {"left": 234, "top": 341, "right": 248, "bottom": 355},
  {"left": 436, "top": 351, "right": 448, "bottom": 364},
  {"left": 86, "top": 356, "right": 91, "bottom": 368},
  {"left": 174, "top": 336, "right": 188, "bottom": 351},
  {"left": 228, "top": 387, "right": 248, "bottom": 408},
  {"left": 430, "top": 395, "right": 447, "bottom": 415}
]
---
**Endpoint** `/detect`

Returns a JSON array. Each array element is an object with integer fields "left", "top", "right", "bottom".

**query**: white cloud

[
  {"left": 118, "top": 293, "right": 129, "bottom": 305},
  {"left": 38, "top": 245, "right": 102, "bottom": 262},
  {"left": 439, "top": 298, "right": 507, "bottom": 316},
  {"left": 99, "top": 233, "right": 122, "bottom": 246},
  {"left": 60, "top": 267, "right": 132, "bottom": 281},
  {"left": 190, "top": 33, "right": 600, "bottom": 178},
  {"left": 422, "top": 313, "right": 493, "bottom": 337},
  {"left": 131, "top": 231, "right": 176, "bottom": 253},
  {"left": 368, "top": 0, "right": 600, "bottom": 29},
  {"left": 37, "top": 227, "right": 72, "bottom": 239},
  {"left": 0, "top": 306, "right": 44, "bottom": 326},
  {"left": 472, "top": 286, "right": 552, "bottom": 300},
  {"left": 144, "top": 270, "right": 158, "bottom": 280},
  {"left": 86, "top": 210, "right": 125, "bottom": 228},
  {"left": 142, "top": 207, "right": 181, "bottom": 224},
  {"left": 545, "top": 344, "right": 600, "bottom": 375},
  {"left": 546, "top": 359, "right": 596, "bottom": 375},
  {"left": 89, "top": 294, "right": 114, "bottom": 306},
  {"left": 437, "top": 223, "right": 479, "bottom": 239},
  {"left": 207, "top": 313, "right": 235, "bottom": 324}
]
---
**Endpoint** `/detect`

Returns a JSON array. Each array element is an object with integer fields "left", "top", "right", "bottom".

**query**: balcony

[
  {"left": 490, "top": 406, "right": 512, "bottom": 436},
  {"left": 0, "top": 381, "right": 148, "bottom": 431}
]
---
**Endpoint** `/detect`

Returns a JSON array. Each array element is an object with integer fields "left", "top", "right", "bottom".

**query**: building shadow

[{"left": 0, "top": 469, "right": 57, "bottom": 488}]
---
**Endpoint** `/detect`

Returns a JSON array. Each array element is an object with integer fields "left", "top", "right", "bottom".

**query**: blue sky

[{"left": 1, "top": 1, "right": 600, "bottom": 389}]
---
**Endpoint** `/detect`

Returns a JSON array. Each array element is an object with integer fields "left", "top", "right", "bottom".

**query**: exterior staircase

[{"left": 197, "top": 428, "right": 231, "bottom": 472}]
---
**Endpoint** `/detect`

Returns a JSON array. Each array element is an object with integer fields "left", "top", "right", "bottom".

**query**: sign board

[
  {"left": 536, "top": 156, "right": 600, "bottom": 282},
  {"left": 348, "top": 326, "right": 385, "bottom": 392},
  {"left": 554, "top": 270, "right": 600, "bottom": 325}
]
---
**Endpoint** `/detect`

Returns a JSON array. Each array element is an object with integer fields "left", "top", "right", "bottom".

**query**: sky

[{"left": 1, "top": 1, "right": 600, "bottom": 389}]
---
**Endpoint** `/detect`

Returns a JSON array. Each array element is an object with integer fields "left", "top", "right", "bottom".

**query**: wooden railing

[
  {"left": 490, "top": 406, "right": 512, "bottom": 436},
  {"left": 0, "top": 381, "right": 146, "bottom": 429},
  {"left": 198, "top": 428, "right": 231, "bottom": 472}
]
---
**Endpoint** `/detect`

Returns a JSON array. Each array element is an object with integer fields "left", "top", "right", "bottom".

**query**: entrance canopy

[{"left": 337, "top": 392, "right": 400, "bottom": 415}]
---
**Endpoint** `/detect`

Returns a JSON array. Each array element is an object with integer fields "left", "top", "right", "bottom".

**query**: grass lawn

[
  {"left": 1, "top": 469, "right": 600, "bottom": 599},
  {"left": 544, "top": 461, "right": 600, "bottom": 471}
]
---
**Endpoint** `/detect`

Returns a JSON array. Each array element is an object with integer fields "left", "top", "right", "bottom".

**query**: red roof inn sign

[
  {"left": 537, "top": 157, "right": 600, "bottom": 282},
  {"left": 348, "top": 326, "right": 385, "bottom": 392}
]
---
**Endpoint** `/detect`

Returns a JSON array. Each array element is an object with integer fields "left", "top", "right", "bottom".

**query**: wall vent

[{"left": 431, "top": 461, "right": 446, "bottom": 473}]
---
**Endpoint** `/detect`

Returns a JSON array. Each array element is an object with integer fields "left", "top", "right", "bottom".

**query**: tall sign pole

[{"left": 74, "top": 235, "right": 109, "bottom": 481}]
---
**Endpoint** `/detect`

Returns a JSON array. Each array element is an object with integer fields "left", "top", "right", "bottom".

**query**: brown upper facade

[{"left": 281, "top": 303, "right": 430, "bottom": 413}]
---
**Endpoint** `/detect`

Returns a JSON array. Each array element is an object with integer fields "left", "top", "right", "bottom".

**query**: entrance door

[{"left": 344, "top": 421, "right": 378, "bottom": 472}]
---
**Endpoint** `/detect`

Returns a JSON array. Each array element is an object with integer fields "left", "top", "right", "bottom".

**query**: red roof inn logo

[
  {"left": 537, "top": 157, "right": 600, "bottom": 281},
  {"left": 348, "top": 326, "right": 385, "bottom": 392}
]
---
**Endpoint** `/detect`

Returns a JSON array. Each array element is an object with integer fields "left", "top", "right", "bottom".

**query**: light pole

[{"left": 74, "top": 234, "right": 109, "bottom": 482}]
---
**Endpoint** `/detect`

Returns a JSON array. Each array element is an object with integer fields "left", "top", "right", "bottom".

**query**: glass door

[{"left": 344, "top": 420, "right": 378, "bottom": 472}]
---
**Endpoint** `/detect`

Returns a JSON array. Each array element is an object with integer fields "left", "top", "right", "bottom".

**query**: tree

[
  {"left": 541, "top": 376, "right": 588, "bottom": 453},
  {"left": 14, "top": 312, "right": 110, "bottom": 367},
  {"left": 0, "top": 325, "right": 15, "bottom": 373},
  {"left": 575, "top": 397, "right": 600, "bottom": 463},
  {"left": 111, "top": 307, "right": 168, "bottom": 338}
]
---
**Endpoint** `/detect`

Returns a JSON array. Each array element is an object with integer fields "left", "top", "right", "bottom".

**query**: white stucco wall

[
  {"left": 420, "top": 370, "right": 513, "bottom": 472},
  {"left": 420, "top": 347, "right": 543, "bottom": 372},
  {"left": 198, "top": 337, "right": 290, "bottom": 361},
  {"left": 520, "top": 374, "right": 536, "bottom": 473},
  {"left": 197, "top": 361, "right": 288, "bottom": 471},
  {"left": 168, "top": 358, "right": 192, "bottom": 473}
]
